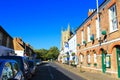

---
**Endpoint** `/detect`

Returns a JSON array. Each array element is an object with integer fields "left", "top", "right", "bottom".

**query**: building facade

[
  {"left": 76, "top": 0, "right": 120, "bottom": 78},
  {"left": 58, "top": 24, "right": 73, "bottom": 63},
  {"left": 13, "top": 37, "right": 34, "bottom": 57},
  {"left": 0, "top": 26, "right": 14, "bottom": 56}
]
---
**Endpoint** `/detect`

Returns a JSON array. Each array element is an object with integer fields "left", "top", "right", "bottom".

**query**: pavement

[{"left": 54, "top": 62, "right": 120, "bottom": 80}]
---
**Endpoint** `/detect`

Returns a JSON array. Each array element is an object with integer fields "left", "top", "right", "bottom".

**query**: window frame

[{"left": 109, "top": 4, "right": 118, "bottom": 33}]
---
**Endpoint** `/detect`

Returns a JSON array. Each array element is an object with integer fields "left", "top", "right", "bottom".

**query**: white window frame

[
  {"left": 87, "top": 54, "right": 91, "bottom": 63},
  {"left": 87, "top": 25, "right": 91, "bottom": 42},
  {"left": 109, "top": 4, "right": 118, "bottom": 32},
  {"left": 81, "top": 30, "right": 84, "bottom": 45},
  {"left": 94, "top": 53, "right": 97, "bottom": 63},
  {"left": 80, "top": 54, "right": 83, "bottom": 62}
]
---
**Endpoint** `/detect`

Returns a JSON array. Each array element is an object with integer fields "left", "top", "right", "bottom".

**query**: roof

[
  {"left": 76, "top": 0, "right": 110, "bottom": 31},
  {"left": 0, "top": 26, "right": 13, "bottom": 39}
]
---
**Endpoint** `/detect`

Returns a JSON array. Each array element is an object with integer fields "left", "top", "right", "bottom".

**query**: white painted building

[
  {"left": 68, "top": 34, "right": 77, "bottom": 58},
  {"left": 68, "top": 34, "right": 78, "bottom": 65}
]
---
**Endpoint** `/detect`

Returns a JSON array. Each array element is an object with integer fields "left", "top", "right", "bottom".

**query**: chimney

[{"left": 88, "top": 9, "right": 95, "bottom": 17}]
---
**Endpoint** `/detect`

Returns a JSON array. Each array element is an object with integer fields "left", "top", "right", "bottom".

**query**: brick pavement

[{"left": 54, "top": 62, "right": 120, "bottom": 80}]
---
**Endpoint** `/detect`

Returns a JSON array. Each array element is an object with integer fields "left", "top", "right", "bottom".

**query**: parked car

[
  {"left": 35, "top": 59, "right": 42, "bottom": 66},
  {"left": 27, "top": 60, "right": 36, "bottom": 76},
  {"left": 0, "top": 56, "right": 31, "bottom": 80},
  {"left": 0, "top": 59, "right": 24, "bottom": 80}
]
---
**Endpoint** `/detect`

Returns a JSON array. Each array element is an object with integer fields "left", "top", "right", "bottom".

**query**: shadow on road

[{"left": 30, "top": 63, "right": 73, "bottom": 80}]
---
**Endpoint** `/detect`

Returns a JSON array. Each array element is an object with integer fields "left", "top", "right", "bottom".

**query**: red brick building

[{"left": 76, "top": 0, "right": 120, "bottom": 78}]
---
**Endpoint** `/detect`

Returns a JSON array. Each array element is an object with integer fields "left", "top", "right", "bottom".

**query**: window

[
  {"left": 87, "top": 25, "right": 91, "bottom": 42},
  {"left": 2, "top": 63, "right": 13, "bottom": 80},
  {"left": 13, "top": 63, "right": 19, "bottom": 75},
  {"left": 87, "top": 54, "right": 90, "bottom": 63},
  {"left": 96, "top": 18, "right": 100, "bottom": 39},
  {"left": 81, "top": 30, "right": 84, "bottom": 45},
  {"left": 94, "top": 53, "right": 97, "bottom": 63},
  {"left": 80, "top": 54, "right": 83, "bottom": 62},
  {"left": 6, "top": 37, "right": 10, "bottom": 47},
  {"left": 109, "top": 4, "right": 118, "bottom": 32},
  {"left": 0, "top": 32, "right": 3, "bottom": 45}
]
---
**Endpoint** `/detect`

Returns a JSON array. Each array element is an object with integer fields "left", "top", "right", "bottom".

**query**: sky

[{"left": 0, "top": 0, "right": 104, "bottom": 50}]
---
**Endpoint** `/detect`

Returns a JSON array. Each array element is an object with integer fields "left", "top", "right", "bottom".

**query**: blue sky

[{"left": 0, "top": 0, "right": 104, "bottom": 50}]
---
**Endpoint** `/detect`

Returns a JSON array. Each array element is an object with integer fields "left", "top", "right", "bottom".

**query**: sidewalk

[{"left": 55, "top": 62, "right": 120, "bottom": 80}]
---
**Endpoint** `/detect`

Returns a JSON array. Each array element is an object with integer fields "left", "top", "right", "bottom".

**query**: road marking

[{"left": 48, "top": 66, "right": 54, "bottom": 80}]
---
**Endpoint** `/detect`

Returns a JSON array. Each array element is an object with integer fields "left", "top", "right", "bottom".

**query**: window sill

[{"left": 109, "top": 29, "right": 119, "bottom": 34}]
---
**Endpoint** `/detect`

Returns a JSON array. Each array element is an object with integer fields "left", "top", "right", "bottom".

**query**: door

[
  {"left": 116, "top": 47, "right": 120, "bottom": 78},
  {"left": 102, "top": 50, "right": 106, "bottom": 73}
]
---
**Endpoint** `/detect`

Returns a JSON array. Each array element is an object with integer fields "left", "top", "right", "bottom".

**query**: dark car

[
  {"left": 35, "top": 59, "right": 42, "bottom": 66},
  {"left": 0, "top": 56, "right": 31, "bottom": 80},
  {"left": 27, "top": 60, "right": 36, "bottom": 76},
  {"left": 0, "top": 59, "right": 24, "bottom": 80}
]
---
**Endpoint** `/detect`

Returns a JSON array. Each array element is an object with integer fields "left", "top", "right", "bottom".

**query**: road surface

[{"left": 30, "top": 62, "right": 85, "bottom": 80}]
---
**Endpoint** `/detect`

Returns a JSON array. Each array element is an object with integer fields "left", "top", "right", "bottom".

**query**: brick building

[
  {"left": 76, "top": 0, "right": 120, "bottom": 78},
  {"left": 13, "top": 37, "right": 34, "bottom": 57}
]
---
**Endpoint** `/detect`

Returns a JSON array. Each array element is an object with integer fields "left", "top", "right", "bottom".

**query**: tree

[
  {"left": 46, "top": 46, "right": 59, "bottom": 60},
  {"left": 34, "top": 49, "right": 48, "bottom": 60},
  {"left": 34, "top": 46, "right": 59, "bottom": 60}
]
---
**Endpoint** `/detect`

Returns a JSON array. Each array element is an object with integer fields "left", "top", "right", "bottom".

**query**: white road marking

[{"left": 48, "top": 65, "right": 54, "bottom": 80}]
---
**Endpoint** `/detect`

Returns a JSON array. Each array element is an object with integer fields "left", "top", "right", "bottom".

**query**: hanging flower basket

[
  {"left": 83, "top": 40, "right": 86, "bottom": 44},
  {"left": 101, "top": 30, "right": 107, "bottom": 35},
  {"left": 90, "top": 34, "right": 94, "bottom": 41},
  {"left": 72, "top": 52, "right": 75, "bottom": 56},
  {"left": 94, "top": 63, "right": 97, "bottom": 67},
  {"left": 77, "top": 44, "right": 80, "bottom": 46},
  {"left": 88, "top": 63, "right": 91, "bottom": 67}
]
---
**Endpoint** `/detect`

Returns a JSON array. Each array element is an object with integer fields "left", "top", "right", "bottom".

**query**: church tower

[{"left": 60, "top": 24, "right": 71, "bottom": 50}]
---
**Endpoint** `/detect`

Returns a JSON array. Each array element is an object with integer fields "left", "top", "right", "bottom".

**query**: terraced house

[
  {"left": 0, "top": 26, "right": 14, "bottom": 56},
  {"left": 76, "top": 0, "right": 120, "bottom": 78}
]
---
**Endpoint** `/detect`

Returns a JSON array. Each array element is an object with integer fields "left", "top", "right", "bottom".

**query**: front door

[
  {"left": 102, "top": 50, "right": 106, "bottom": 73},
  {"left": 116, "top": 47, "right": 120, "bottom": 78}
]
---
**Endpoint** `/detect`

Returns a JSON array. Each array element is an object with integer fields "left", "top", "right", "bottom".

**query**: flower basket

[
  {"left": 90, "top": 34, "right": 94, "bottom": 41},
  {"left": 88, "top": 63, "right": 91, "bottom": 67},
  {"left": 101, "top": 30, "right": 107, "bottom": 35},
  {"left": 94, "top": 63, "right": 97, "bottom": 67},
  {"left": 83, "top": 40, "right": 86, "bottom": 44}
]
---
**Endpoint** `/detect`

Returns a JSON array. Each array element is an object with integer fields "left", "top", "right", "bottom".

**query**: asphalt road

[{"left": 30, "top": 62, "right": 85, "bottom": 80}]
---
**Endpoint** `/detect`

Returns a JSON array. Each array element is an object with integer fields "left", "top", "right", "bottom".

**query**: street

[{"left": 30, "top": 62, "right": 85, "bottom": 80}]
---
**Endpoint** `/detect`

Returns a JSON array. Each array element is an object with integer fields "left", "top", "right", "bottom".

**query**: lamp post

[{"left": 96, "top": 0, "right": 101, "bottom": 40}]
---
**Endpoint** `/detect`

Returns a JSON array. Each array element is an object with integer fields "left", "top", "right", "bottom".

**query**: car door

[{"left": 12, "top": 62, "right": 24, "bottom": 80}]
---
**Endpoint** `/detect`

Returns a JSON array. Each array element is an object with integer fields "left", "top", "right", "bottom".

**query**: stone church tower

[{"left": 61, "top": 24, "right": 71, "bottom": 50}]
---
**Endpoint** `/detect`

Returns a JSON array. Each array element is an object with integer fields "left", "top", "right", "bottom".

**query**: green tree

[
  {"left": 34, "top": 49, "right": 48, "bottom": 60},
  {"left": 46, "top": 46, "right": 59, "bottom": 60},
  {"left": 34, "top": 46, "right": 59, "bottom": 60}
]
